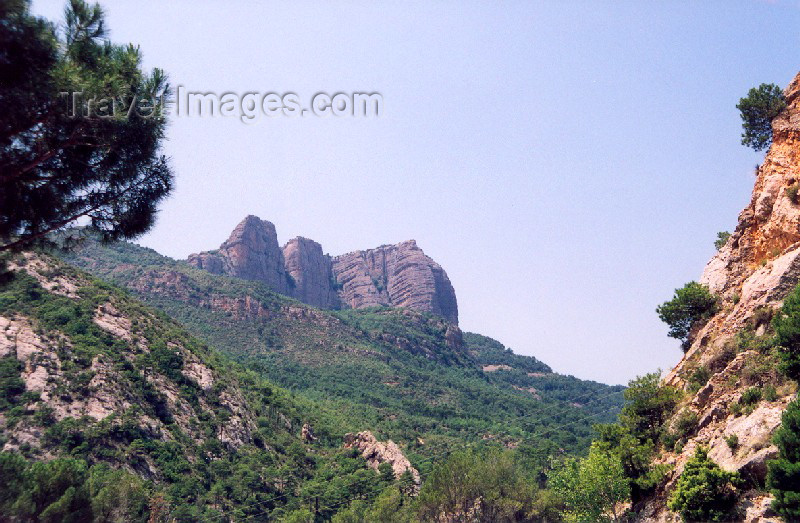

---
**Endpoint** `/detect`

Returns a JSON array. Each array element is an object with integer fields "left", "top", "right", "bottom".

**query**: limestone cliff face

[
  {"left": 188, "top": 218, "right": 459, "bottom": 324},
  {"left": 331, "top": 241, "right": 458, "bottom": 324},
  {"left": 640, "top": 72, "right": 800, "bottom": 522}
]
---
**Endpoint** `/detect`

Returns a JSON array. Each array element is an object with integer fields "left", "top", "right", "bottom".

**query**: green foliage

[
  {"left": 0, "top": 0, "right": 173, "bottom": 253},
  {"left": 668, "top": 447, "right": 740, "bottom": 522},
  {"left": 714, "top": 231, "right": 731, "bottom": 250},
  {"left": 416, "top": 448, "right": 541, "bottom": 522},
  {"left": 656, "top": 282, "right": 718, "bottom": 351},
  {"left": 549, "top": 442, "right": 630, "bottom": 522},
  {"left": 593, "top": 373, "right": 680, "bottom": 505},
  {"left": 687, "top": 365, "right": 710, "bottom": 393},
  {"left": 773, "top": 283, "right": 800, "bottom": 382},
  {"left": 737, "top": 83, "right": 787, "bottom": 151},
  {"left": 739, "top": 387, "right": 762, "bottom": 406},
  {"left": 0, "top": 452, "right": 149, "bottom": 522},
  {"left": 671, "top": 409, "right": 698, "bottom": 441},
  {"left": 724, "top": 433, "right": 739, "bottom": 451},
  {"left": 0, "top": 356, "right": 25, "bottom": 409},
  {"left": 767, "top": 397, "right": 800, "bottom": 519},
  {"left": 619, "top": 373, "right": 680, "bottom": 445}
]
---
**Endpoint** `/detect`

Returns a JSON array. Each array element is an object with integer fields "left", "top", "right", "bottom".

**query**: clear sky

[{"left": 33, "top": 0, "right": 800, "bottom": 385}]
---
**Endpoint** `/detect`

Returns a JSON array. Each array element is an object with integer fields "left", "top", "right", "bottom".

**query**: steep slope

[
  {"left": 0, "top": 252, "right": 402, "bottom": 520},
  {"left": 187, "top": 216, "right": 459, "bottom": 323},
  {"left": 63, "top": 238, "right": 624, "bottom": 457},
  {"left": 638, "top": 73, "right": 800, "bottom": 521}
]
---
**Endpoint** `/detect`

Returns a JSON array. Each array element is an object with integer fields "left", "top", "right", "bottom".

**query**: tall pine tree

[{"left": 0, "top": 0, "right": 173, "bottom": 253}]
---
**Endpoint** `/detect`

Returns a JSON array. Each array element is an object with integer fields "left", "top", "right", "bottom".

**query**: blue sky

[{"left": 34, "top": 0, "right": 800, "bottom": 384}]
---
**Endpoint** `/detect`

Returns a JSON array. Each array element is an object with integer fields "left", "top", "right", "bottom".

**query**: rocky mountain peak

[{"left": 187, "top": 217, "right": 459, "bottom": 323}]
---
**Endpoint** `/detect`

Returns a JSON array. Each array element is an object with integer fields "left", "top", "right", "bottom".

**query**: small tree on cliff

[
  {"left": 772, "top": 284, "right": 800, "bottom": 382},
  {"left": 656, "top": 282, "right": 718, "bottom": 351},
  {"left": 737, "top": 83, "right": 787, "bottom": 152},
  {"left": 0, "top": 0, "right": 173, "bottom": 254},
  {"left": 767, "top": 397, "right": 800, "bottom": 519}
]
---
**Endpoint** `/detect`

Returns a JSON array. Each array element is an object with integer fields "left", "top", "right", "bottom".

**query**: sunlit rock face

[{"left": 188, "top": 217, "right": 459, "bottom": 324}]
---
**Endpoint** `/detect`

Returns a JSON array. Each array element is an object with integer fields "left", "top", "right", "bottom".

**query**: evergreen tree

[
  {"left": 773, "top": 284, "right": 800, "bottom": 382},
  {"left": 656, "top": 282, "right": 718, "bottom": 351},
  {"left": 737, "top": 83, "right": 787, "bottom": 151},
  {"left": 767, "top": 398, "right": 800, "bottom": 519},
  {"left": 668, "top": 447, "right": 739, "bottom": 522},
  {"left": 0, "top": 0, "right": 173, "bottom": 254}
]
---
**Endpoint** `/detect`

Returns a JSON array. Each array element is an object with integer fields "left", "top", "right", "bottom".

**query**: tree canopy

[
  {"left": 656, "top": 282, "right": 718, "bottom": 351},
  {"left": 737, "top": 83, "right": 787, "bottom": 152},
  {"left": 0, "top": 0, "right": 173, "bottom": 254}
]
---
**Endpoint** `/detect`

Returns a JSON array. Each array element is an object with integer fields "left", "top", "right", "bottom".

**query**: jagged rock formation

[
  {"left": 188, "top": 215, "right": 290, "bottom": 294},
  {"left": 344, "top": 431, "right": 420, "bottom": 484},
  {"left": 331, "top": 240, "right": 458, "bottom": 324},
  {"left": 187, "top": 217, "right": 459, "bottom": 323},
  {"left": 641, "top": 72, "right": 800, "bottom": 522}
]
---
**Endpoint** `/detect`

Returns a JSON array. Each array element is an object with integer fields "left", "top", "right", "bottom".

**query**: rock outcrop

[
  {"left": 643, "top": 72, "right": 800, "bottom": 522},
  {"left": 188, "top": 215, "right": 290, "bottom": 294},
  {"left": 282, "top": 237, "right": 341, "bottom": 309},
  {"left": 343, "top": 431, "right": 420, "bottom": 484},
  {"left": 331, "top": 241, "right": 458, "bottom": 324},
  {"left": 188, "top": 218, "right": 459, "bottom": 323}
]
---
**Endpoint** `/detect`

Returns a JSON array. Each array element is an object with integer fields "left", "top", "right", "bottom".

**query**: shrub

[
  {"left": 687, "top": 366, "right": 711, "bottom": 393},
  {"left": 714, "top": 231, "right": 731, "bottom": 250},
  {"left": 737, "top": 83, "right": 787, "bottom": 151},
  {"left": 668, "top": 446, "right": 740, "bottom": 521},
  {"left": 787, "top": 183, "right": 800, "bottom": 204},
  {"left": 764, "top": 384, "right": 778, "bottom": 402},
  {"left": 724, "top": 433, "right": 739, "bottom": 451},
  {"left": 767, "top": 398, "right": 800, "bottom": 519},
  {"left": 549, "top": 443, "right": 630, "bottom": 522},
  {"left": 657, "top": 282, "right": 718, "bottom": 351},
  {"left": 673, "top": 409, "right": 699, "bottom": 440},
  {"left": 740, "top": 387, "right": 762, "bottom": 406}
]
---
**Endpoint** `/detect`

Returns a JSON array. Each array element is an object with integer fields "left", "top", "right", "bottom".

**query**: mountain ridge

[{"left": 187, "top": 216, "right": 459, "bottom": 324}]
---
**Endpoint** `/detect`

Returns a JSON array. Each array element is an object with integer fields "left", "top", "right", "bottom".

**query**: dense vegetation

[
  {"left": 767, "top": 285, "right": 800, "bottom": 518},
  {"left": 0, "top": 257, "right": 408, "bottom": 520},
  {"left": 62, "top": 238, "right": 625, "bottom": 460}
]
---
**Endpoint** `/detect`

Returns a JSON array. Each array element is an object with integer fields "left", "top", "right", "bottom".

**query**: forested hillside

[{"left": 63, "top": 238, "right": 625, "bottom": 459}]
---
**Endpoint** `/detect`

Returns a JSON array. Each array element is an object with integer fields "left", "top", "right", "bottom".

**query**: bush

[
  {"left": 549, "top": 443, "right": 630, "bottom": 522},
  {"left": 657, "top": 282, "right": 718, "bottom": 351},
  {"left": 740, "top": 387, "right": 762, "bottom": 406},
  {"left": 673, "top": 409, "right": 699, "bottom": 440},
  {"left": 725, "top": 434, "right": 739, "bottom": 451},
  {"left": 737, "top": 83, "right": 787, "bottom": 151},
  {"left": 787, "top": 183, "right": 800, "bottom": 204},
  {"left": 668, "top": 446, "right": 740, "bottom": 521},
  {"left": 767, "top": 398, "right": 800, "bottom": 519},
  {"left": 687, "top": 366, "right": 711, "bottom": 393}
]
